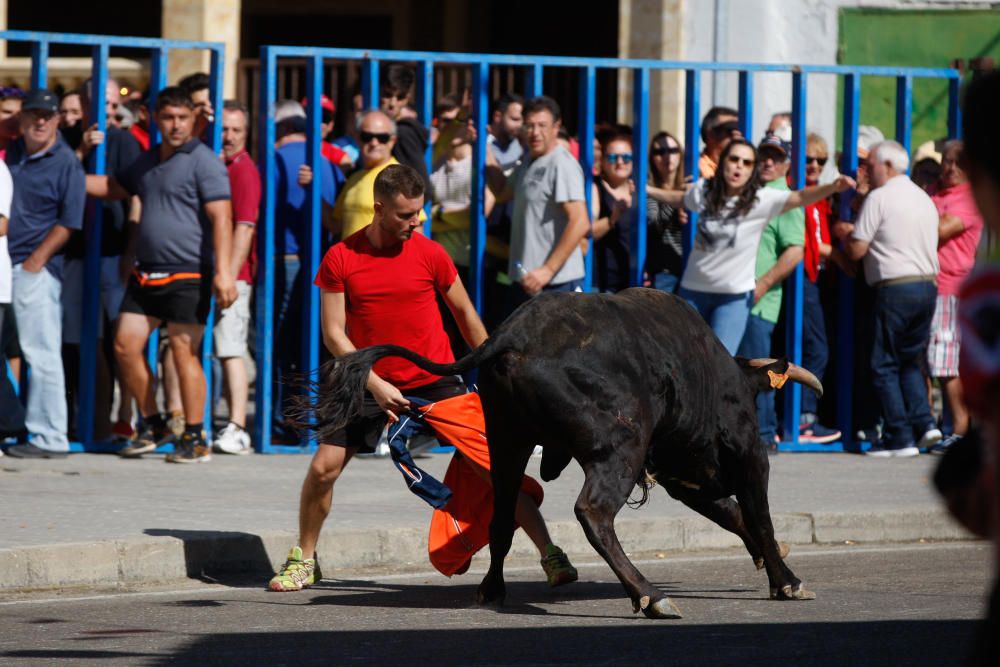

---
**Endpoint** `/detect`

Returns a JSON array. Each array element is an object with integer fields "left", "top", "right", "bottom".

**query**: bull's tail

[{"left": 288, "top": 341, "right": 499, "bottom": 443}]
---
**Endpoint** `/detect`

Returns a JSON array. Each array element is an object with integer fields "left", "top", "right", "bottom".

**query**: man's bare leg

[
  {"left": 114, "top": 313, "right": 160, "bottom": 418},
  {"left": 222, "top": 356, "right": 248, "bottom": 427},
  {"left": 165, "top": 323, "right": 206, "bottom": 425},
  {"left": 464, "top": 455, "right": 553, "bottom": 557},
  {"left": 299, "top": 444, "right": 358, "bottom": 558},
  {"left": 941, "top": 376, "right": 970, "bottom": 436}
]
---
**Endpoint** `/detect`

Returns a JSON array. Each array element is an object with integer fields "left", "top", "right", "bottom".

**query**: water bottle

[{"left": 514, "top": 261, "right": 529, "bottom": 282}]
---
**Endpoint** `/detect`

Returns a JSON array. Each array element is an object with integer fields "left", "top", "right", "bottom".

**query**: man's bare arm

[
  {"left": 521, "top": 200, "right": 590, "bottom": 295},
  {"left": 0, "top": 214, "right": 7, "bottom": 237},
  {"left": 938, "top": 213, "right": 964, "bottom": 245},
  {"left": 442, "top": 277, "right": 488, "bottom": 349},
  {"left": 21, "top": 225, "right": 73, "bottom": 273},
  {"left": 205, "top": 199, "right": 237, "bottom": 309},
  {"left": 753, "top": 245, "right": 804, "bottom": 304},
  {"left": 86, "top": 174, "right": 130, "bottom": 200},
  {"left": 484, "top": 149, "right": 514, "bottom": 204}
]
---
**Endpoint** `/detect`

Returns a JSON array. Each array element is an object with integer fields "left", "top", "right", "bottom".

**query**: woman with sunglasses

[
  {"left": 591, "top": 134, "right": 636, "bottom": 292},
  {"left": 646, "top": 131, "right": 685, "bottom": 293},
  {"left": 650, "top": 138, "right": 855, "bottom": 354}
]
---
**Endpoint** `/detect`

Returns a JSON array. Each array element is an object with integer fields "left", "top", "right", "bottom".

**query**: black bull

[{"left": 309, "top": 288, "right": 823, "bottom": 618}]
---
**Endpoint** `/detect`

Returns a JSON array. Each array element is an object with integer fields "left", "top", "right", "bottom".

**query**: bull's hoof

[
  {"left": 633, "top": 594, "right": 683, "bottom": 619},
  {"left": 769, "top": 583, "right": 816, "bottom": 600},
  {"left": 476, "top": 583, "right": 506, "bottom": 607},
  {"left": 754, "top": 542, "right": 792, "bottom": 570}
]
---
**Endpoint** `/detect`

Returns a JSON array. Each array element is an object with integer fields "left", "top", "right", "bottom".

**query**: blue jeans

[
  {"left": 870, "top": 281, "right": 936, "bottom": 448},
  {"left": 679, "top": 287, "right": 752, "bottom": 355},
  {"left": 272, "top": 256, "right": 304, "bottom": 427},
  {"left": 800, "top": 277, "right": 828, "bottom": 416},
  {"left": 737, "top": 313, "right": 777, "bottom": 442},
  {"left": 652, "top": 272, "right": 680, "bottom": 294},
  {"left": 12, "top": 265, "right": 68, "bottom": 451}
]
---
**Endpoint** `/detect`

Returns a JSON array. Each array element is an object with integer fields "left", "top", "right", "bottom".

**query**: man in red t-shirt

[
  {"left": 212, "top": 101, "right": 261, "bottom": 455},
  {"left": 269, "top": 164, "right": 576, "bottom": 592}
]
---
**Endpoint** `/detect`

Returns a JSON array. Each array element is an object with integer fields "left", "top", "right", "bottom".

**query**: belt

[{"left": 875, "top": 275, "right": 936, "bottom": 288}]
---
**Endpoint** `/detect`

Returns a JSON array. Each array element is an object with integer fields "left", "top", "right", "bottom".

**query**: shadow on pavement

[{"left": 143, "top": 529, "right": 273, "bottom": 584}]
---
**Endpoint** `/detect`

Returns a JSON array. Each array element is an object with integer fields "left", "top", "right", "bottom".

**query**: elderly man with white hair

[{"left": 845, "top": 140, "right": 941, "bottom": 458}]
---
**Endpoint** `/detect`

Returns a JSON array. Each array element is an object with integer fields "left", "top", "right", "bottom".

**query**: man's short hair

[
  {"left": 435, "top": 93, "right": 462, "bottom": 119},
  {"left": 492, "top": 92, "right": 524, "bottom": 116},
  {"left": 523, "top": 96, "right": 561, "bottom": 123},
  {"left": 382, "top": 64, "right": 415, "bottom": 99},
  {"left": 179, "top": 72, "right": 210, "bottom": 95},
  {"left": 223, "top": 99, "right": 250, "bottom": 123},
  {"left": 373, "top": 163, "right": 425, "bottom": 201},
  {"left": 962, "top": 71, "right": 1000, "bottom": 186},
  {"left": 700, "top": 106, "right": 739, "bottom": 143},
  {"left": 156, "top": 86, "right": 194, "bottom": 112},
  {"left": 871, "top": 140, "right": 910, "bottom": 173},
  {"left": 0, "top": 86, "right": 25, "bottom": 102}
]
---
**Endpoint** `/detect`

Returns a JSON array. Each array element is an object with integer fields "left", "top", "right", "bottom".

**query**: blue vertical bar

[
  {"left": 301, "top": 54, "right": 324, "bottom": 453},
  {"left": 201, "top": 46, "right": 225, "bottom": 430},
  {"left": 29, "top": 41, "right": 48, "bottom": 89},
  {"left": 683, "top": 69, "right": 701, "bottom": 261},
  {"left": 525, "top": 63, "right": 543, "bottom": 98},
  {"left": 895, "top": 75, "right": 912, "bottom": 164},
  {"left": 947, "top": 76, "right": 962, "bottom": 139},
  {"left": 782, "top": 71, "right": 807, "bottom": 449},
  {"left": 416, "top": 60, "right": 434, "bottom": 235},
  {"left": 836, "top": 73, "right": 860, "bottom": 448},
  {"left": 361, "top": 58, "right": 379, "bottom": 109},
  {"left": 578, "top": 65, "right": 596, "bottom": 292},
  {"left": 78, "top": 43, "right": 110, "bottom": 447},
  {"left": 737, "top": 71, "right": 753, "bottom": 140},
  {"left": 631, "top": 68, "right": 649, "bottom": 288},
  {"left": 255, "top": 46, "right": 278, "bottom": 453},
  {"left": 469, "top": 61, "right": 489, "bottom": 314},
  {"left": 145, "top": 48, "right": 169, "bottom": 376}
]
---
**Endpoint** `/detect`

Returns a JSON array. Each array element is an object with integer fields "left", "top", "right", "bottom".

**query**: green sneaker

[
  {"left": 268, "top": 547, "right": 322, "bottom": 592},
  {"left": 541, "top": 544, "right": 578, "bottom": 587}
]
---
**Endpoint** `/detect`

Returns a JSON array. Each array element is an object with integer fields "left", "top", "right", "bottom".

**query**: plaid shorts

[{"left": 928, "top": 294, "right": 961, "bottom": 377}]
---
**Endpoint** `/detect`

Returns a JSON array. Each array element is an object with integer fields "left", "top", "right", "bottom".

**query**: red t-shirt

[
  {"left": 129, "top": 124, "right": 149, "bottom": 151},
  {"left": 226, "top": 149, "right": 262, "bottom": 283},
  {"left": 315, "top": 230, "right": 459, "bottom": 389},
  {"left": 803, "top": 198, "right": 832, "bottom": 284},
  {"left": 322, "top": 142, "right": 347, "bottom": 166}
]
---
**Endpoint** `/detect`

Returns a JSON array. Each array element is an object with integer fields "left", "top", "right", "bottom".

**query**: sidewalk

[{"left": 0, "top": 450, "right": 973, "bottom": 592}]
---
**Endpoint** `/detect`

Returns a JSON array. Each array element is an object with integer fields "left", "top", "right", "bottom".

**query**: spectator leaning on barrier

[
  {"left": 213, "top": 100, "right": 261, "bottom": 456},
  {"left": 485, "top": 96, "right": 589, "bottom": 313},
  {"left": 62, "top": 77, "right": 143, "bottom": 443},
  {"left": 735, "top": 135, "right": 805, "bottom": 452},
  {"left": 698, "top": 106, "right": 741, "bottom": 178},
  {"left": 649, "top": 138, "right": 855, "bottom": 356},
  {"left": 268, "top": 163, "right": 577, "bottom": 593},
  {"left": 927, "top": 140, "right": 983, "bottom": 452},
  {"left": 645, "top": 131, "right": 686, "bottom": 294},
  {"left": 380, "top": 64, "right": 431, "bottom": 192},
  {"left": 591, "top": 132, "right": 636, "bottom": 294},
  {"left": 3, "top": 89, "right": 87, "bottom": 459},
  {"left": 269, "top": 102, "right": 343, "bottom": 444},
  {"left": 85, "top": 86, "right": 236, "bottom": 464},
  {"left": 844, "top": 140, "right": 942, "bottom": 458}
]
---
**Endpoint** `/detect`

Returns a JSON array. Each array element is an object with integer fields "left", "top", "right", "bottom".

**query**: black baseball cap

[{"left": 22, "top": 89, "right": 58, "bottom": 114}]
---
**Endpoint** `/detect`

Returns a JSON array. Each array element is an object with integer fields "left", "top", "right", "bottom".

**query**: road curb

[{"left": 0, "top": 509, "right": 973, "bottom": 593}]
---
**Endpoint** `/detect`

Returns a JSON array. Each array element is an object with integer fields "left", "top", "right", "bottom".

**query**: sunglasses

[
  {"left": 360, "top": 131, "right": 392, "bottom": 144},
  {"left": 651, "top": 145, "right": 680, "bottom": 156},
  {"left": 606, "top": 152, "right": 633, "bottom": 164},
  {"left": 727, "top": 155, "right": 755, "bottom": 167},
  {"left": 806, "top": 156, "right": 828, "bottom": 166}
]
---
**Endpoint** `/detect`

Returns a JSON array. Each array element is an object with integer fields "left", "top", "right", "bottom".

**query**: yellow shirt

[{"left": 334, "top": 157, "right": 427, "bottom": 238}]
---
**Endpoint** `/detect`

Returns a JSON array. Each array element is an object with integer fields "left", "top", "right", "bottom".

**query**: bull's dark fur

[{"left": 308, "top": 288, "right": 818, "bottom": 618}]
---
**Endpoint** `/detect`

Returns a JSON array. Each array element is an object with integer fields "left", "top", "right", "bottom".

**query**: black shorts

[
  {"left": 325, "top": 375, "right": 467, "bottom": 452},
  {"left": 120, "top": 273, "right": 212, "bottom": 325}
]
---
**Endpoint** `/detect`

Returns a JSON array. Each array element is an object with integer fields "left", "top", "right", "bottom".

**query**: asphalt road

[{"left": 0, "top": 542, "right": 992, "bottom": 666}]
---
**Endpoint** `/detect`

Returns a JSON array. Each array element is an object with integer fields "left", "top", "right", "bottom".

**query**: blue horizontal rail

[{"left": 1, "top": 30, "right": 226, "bottom": 453}]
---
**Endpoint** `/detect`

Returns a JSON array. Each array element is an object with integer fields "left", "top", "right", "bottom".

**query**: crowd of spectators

[{"left": 0, "top": 63, "right": 992, "bottom": 465}]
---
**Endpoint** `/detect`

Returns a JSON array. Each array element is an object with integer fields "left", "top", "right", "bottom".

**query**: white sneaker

[
  {"left": 917, "top": 428, "right": 943, "bottom": 451},
  {"left": 213, "top": 422, "right": 252, "bottom": 455},
  {"left": 532, "top": 445, "right": 544, "bottom": 457}
]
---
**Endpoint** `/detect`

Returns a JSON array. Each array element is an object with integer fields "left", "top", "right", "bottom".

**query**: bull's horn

[
  {"left": 747, "top": 358, "right": 824, "bottom": 397},
  {"left": 747, "top": 357, "right": 778, "bottom": 368}
]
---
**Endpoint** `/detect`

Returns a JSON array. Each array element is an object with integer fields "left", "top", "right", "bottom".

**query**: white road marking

[{"left": 0, "top": 541, "right": 984, "bottom": 606}]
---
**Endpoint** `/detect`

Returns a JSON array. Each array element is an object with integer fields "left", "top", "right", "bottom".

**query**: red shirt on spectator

[
  {"left": 314, "top": 229, "right": 457, "bottom": 389},
  {"left": 322, "top": 141, "right": 347, "bottom": 166},
  {"left": 803, "top": 198, "right": 832, "bottom": 284},
  {"left": 226, "top": 148, "right": 262, "bottom": 282},
  {"left": 129, "top": 123, "right": 149, "bottom": 151},
  {"left": 931, "top": 181, "right": 984, "bottom": 296}
]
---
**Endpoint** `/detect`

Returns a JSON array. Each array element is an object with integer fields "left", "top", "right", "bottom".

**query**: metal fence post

[
  {"left": 361, "top": 58, "right": 379, "bottom": 110},
  {"left": 948, "top": 76, "right": 962, "bottom": 140},
  {"left": 630, "top": 68, "right": 650, "bottom": 288},
  {"left": 416, "top": 60, "right": 434, "bottom": 235},
  {"left": 525, "top": 63, "right": 543, "bottom": 99},
  {"left": 895, "top": 74, "right": 913, "bottom": 164},
  {"left": 738, "top": 71, "right": 753, "bottom": 140},
  {"left": 469, "top": 61, "right": 490, "bottom": 314},
  {"left": 29, "top": 41, "right": 48, "bottom": 89},
  {"left": 578, "top": 65, "right": 596, "bottom": 292},
  {"left": 683, "top": 69, "right": 702, "bottom": 259}
]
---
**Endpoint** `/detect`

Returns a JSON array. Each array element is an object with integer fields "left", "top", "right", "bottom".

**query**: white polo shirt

[
  {"left": 851, "top": 175, "right": 939, "bottom": 286},
  {"left": 0, "top": 161, "right": 14, "bottom": 304}
]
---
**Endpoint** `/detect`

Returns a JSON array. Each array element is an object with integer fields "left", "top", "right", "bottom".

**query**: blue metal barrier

[
  {"left": 0, "top": 30, "right": 226, "bottom": 452},
  {"left": 254, "top": 44, "right": 961, "bottom": 454}
]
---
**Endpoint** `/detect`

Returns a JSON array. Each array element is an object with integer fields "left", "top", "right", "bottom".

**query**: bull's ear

[{"left": 734, "top": 356, "right": 791, "bottom": 393}]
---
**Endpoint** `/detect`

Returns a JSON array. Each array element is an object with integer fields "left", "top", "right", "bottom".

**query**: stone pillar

[
  {"left": 617, "top": 0, "right": 686, "bottom": 142},
  {"left": 161, "top": 0, "right": 241, "bottom": 98},
  {"left": 0, "top": 0, "right": 8, "bottom": 59}
]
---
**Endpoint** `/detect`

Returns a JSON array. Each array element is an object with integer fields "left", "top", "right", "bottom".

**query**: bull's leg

[
  {"left": 476, "top": 423, "right": 534, "bottom": 607},
  {"left": 735, "top": 456, "right": 815, "bottom": 601},
  {"left": 662, "top": 482, "right": 790, "bottom": 570},
  {"left": 576, "top": 455, "right": 682, "bottom": 619}
]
